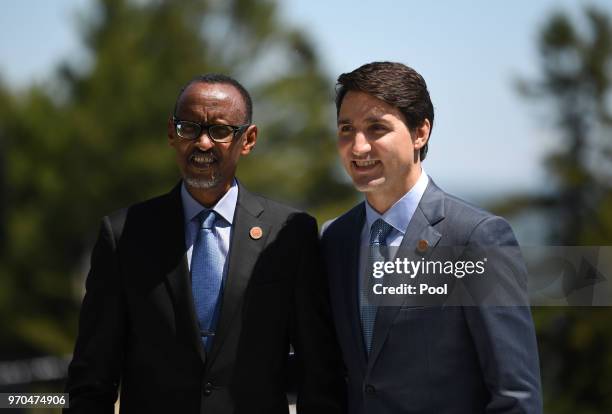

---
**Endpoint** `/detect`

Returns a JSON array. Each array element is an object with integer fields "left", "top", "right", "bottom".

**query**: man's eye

[
  {"left": 181, "top": 124, "right": 197, "bottom": 133},
  {"left": 370, "top": 124, "right": 388, "bottom": 133},
  {"left": 338, "top": 125, "right": 353, "bottom": 133},
  {"left": 178, "top": 123, "right": 198, "bottom": 135}
]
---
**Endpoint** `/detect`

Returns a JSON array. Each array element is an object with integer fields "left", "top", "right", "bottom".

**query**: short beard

[{"left": 184, "top": 173, "right": 223, "bottom": 189}]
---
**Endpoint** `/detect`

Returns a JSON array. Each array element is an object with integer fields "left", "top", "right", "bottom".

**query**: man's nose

[
  {"left": 194, "top": 130, "right": 215, "bottom": 150},
  {"left": 352, "top": 132, "right": 370, "bottom": 156}
]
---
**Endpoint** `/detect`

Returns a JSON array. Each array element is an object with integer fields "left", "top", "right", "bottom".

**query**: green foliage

[
  {"left": 510, "top": 6, "right": 612, "bottom": 412},
  {"left": 0, "top": 0, "right": 353, "bottom": 358},
  {"left": 516, "top": 8, "right": 612, "bottom": 244}
]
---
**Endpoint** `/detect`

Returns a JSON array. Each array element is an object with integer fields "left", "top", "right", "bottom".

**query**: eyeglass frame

[{"left": 172, "top": 116, "right": 250, "bottom": 143}]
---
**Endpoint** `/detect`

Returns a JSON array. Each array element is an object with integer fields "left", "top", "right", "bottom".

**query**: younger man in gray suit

[{"left": 321, "top": 61, "right": 542, "bottom": 414}]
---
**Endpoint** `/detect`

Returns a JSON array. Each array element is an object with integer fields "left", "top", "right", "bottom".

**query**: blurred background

[{"left": 1, "top": 0, "right": 611, "bottom": 412}]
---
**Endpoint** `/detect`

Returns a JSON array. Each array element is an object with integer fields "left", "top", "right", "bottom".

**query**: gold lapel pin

[
  {"left": 417, "top": 239, "right": 429, "bottom": 253},
  {"left": 249, "top": 226, "right": 263, "bottom": 240}
]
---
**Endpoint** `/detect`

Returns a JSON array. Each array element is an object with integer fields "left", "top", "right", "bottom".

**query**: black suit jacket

[
  {"left": 322, "top": 180, "right": 542, "bottom": 414},
  {"left": 65, "top": 182, "right": 346, "bottom": 414}
]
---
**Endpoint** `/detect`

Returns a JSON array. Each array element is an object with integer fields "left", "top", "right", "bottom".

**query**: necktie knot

[
  {"left": 370, "top": 219, "right": 393, "bottom": 246},
  {"left": 198, "top": 210, "right": 217, "bottom": 230}
]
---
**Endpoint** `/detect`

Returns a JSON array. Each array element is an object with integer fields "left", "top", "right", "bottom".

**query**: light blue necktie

[
  {"left": 360, "top": 218, "right": 393, "bottom": 354},
  {"left": 191, "top": 210, "right": 224, "bottom": 351}
]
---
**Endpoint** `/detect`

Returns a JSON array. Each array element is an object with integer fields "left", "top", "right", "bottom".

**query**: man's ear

[
  {"left": 240, "top": 124, "right": 258, "bottom": 155},
  {"left": 413, "top": 119, "right": 431, "bottom": 151},
  {"left": 167, "top": 116, "right": 176, "bottom": 146}
]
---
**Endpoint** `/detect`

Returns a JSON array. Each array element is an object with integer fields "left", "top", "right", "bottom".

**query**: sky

[{"left": 0, "top": 0, "right": 610, "bottom": 202}]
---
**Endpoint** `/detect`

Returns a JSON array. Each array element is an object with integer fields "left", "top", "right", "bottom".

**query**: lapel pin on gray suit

[{"left": 322, "top": 61, "right": 542, "bottom": 414}]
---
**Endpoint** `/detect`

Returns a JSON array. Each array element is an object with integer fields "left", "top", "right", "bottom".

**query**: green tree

[
  {"left": 506, "top": 7, "right": 612, "bottom": 244},
  {"left": 499, "top": 7, "right": 612, "bottom": 413},
  {"left": 0, "top": 0, "right": 353, "bottom": 359}
]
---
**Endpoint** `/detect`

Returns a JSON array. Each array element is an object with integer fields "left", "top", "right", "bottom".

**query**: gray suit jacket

[{"left": 321, "top": 179, "right": 542, "bottom": 414}]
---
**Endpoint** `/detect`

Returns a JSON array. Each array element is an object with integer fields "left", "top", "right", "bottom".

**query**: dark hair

[
  {"left": 174, "top": 73, "right": 253, "bottom": 124},
  {"left": 335, "top": 61, "right": 434, "bottom": 160}
]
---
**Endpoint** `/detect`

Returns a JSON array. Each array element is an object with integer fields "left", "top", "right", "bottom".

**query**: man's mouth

[
  {"left": 190, "top": 151, "right": 216, "bottom": 167},
  {"left": 352, "top": 160, "right": 380, "bottom": 169}
]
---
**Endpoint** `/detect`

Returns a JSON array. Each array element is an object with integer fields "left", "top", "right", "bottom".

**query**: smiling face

[
  {"left": 337, "top": 90, "right": 429, "bottom": 212},
  {"left": 168, "top": 81, "right": 257, "bottom": 206}
]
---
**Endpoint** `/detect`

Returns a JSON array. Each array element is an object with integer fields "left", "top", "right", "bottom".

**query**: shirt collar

[
  {"left": 365, "top": 168, "right": 429, "bottom": 234},
  {"left": 181, "top": 179, "right": 238, "bottom": 225}
]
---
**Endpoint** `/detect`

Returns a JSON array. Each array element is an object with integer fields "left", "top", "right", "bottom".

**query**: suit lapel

[
  {"left": 206, "top": 184, "right": 270, "bottom": 365},
  {"left": 166, "top": 255, "right": 208, "bottom": 364},
  {"left": 162, "top": 183, "right": 209, "bottom": 365},
  {"left": 368, "top": 180, "right": 444, "bottom": 368}
]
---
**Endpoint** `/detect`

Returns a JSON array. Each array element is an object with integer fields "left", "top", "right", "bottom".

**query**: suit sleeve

[
  {"left": 64, "top": 216, "right": 127, "bottom": 414},
  {"left": 462, "top": 216, "right": 543, "bottom": 414},
  {"left": 291, "top": 214, "right": 347, "bottom": 414}
]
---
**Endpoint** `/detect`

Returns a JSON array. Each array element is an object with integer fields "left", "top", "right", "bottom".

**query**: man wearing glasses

[{"left": 65, "top": 74, "right": 346, "bottom": 414}]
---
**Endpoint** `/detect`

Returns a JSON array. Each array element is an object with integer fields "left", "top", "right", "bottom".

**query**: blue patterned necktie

[
  {"left": 191, "top": 210, "right": 224, "bottom": 351},
  {"left": 360, "top": 218, "right": 393, "bottom": 354}
]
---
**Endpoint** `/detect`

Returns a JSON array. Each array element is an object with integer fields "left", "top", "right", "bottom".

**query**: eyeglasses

[{"left": 173, "top": 117, "right": 250, "bottom": 143}]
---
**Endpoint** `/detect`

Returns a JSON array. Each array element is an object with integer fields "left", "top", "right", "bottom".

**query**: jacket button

[
  {"left": 365, "top": 384, "right": 376, "bottom": 395},
  {"left": 203, "top": 382, "right": 213, "bottom": 396}
]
